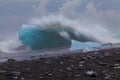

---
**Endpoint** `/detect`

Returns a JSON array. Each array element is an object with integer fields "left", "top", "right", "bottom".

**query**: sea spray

[
  {"left": 0, "top": 37, "right": 20, "bottom": 53},
  {"left": 29, "top": 15, "right": 120, "bottom": 43},
  {"left": 0, "top": 15, "right": 120, "bottom": 53}
]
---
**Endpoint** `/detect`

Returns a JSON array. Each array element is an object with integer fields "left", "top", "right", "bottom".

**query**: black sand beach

[{"left": 0, "top": 48, "right": 120, "bottom": 80}]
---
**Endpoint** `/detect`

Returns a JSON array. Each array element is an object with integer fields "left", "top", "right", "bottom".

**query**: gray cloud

[
  {"left": 59, "top": 0, "right": 83, "bottom": 18},
  {"left": 34, "top": 0, "right": 50, "bottom": 15},
  {"left": 46, "top": 0, "right": 66, "bottom": 12},
  {"left": 0, "top": 0, "right": 39, "bottom": 3},
  {"left": 83, "top": 1, "right": 120, "bottom": 32},
  {"left": 0, "top": 0, "right": 38, "bottom": 37}
]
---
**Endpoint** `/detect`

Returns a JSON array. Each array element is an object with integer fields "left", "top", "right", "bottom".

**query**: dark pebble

[
  {"left": 105, "top": 75, "right": 112, "bottom": 80},
  {"left": 7, "top": 59, "right": 16, "bottom": 63}
]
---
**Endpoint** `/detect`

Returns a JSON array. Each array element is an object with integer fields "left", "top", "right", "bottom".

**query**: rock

[
  {"left": 21, "top": 77, "right": 25, "bottom": 80},
  {"left": 45, "top": 61, "right": 51, "bottom": 64},
  {"left": 71, "top": 65, "right": 74, "bottom": 67},
  {"left": 13, "top": 76, "right": 18, "bottom": 79},
  {"left": 94, "top": 52, "right": 98, "bottom": 54},
  {"left": 75, "top": 75, "right": 81, "bottom": 77},
  {"left": 116, "top": 59, "right": 120, "bottom": 62},
  {"left": 114, "top": 51, "right": 119, "bottom": 54},
  {"left": 68, "top": 59, "right": 75, "bottom": 62},
  {"left": 66, "top": 73, "right": 72, "bottom": 77},
  {"left": 48, "top": 73, "right": 53, "bottom": 77},
  {"left": 114, "top": 64, "right": 120, "bottom": 67},
  {"left": 78, "top": 61, "right": 84, "bottom": 67},
  {"left": 58, "top": 69, "right": 63, "bottom": 72},
  {"left": 98, "top": 62, "right": 108, "bottom": 66},
  {"left": 109, "top": 64, "right": 120, "bottom": 67},
  {"left": 25, "top": 68, "right": 31, "bottom": 72},
  {"left": 7, "top": 59, "right": 16, "bottom": 63},
  {"left": 5, "top": 71, "right": 21, "bottom": 77},
  {"left": 86, "top": 55, "right": 93, "bottom": 59},
  {"left": 66, "top": 67, "right": 72, "bottom": 71},
  {"left": 100, "top": 43, "right": 112, "bottom": 49},
  {"left": 105, "top": 75, "right": 112, "bottom": 80},
  {"left": 86, "top": 70, "right": 97, "bottom": 77},
  {"left": 104, "top": 52, "right": 111, "bottom": 56},
  {"left": 39, "top": 76, "right": 44, "bottom": 79},
  {"left": 11, "top": 71, "right": 21, "bottom": 76},
  {"left": 60, "top": 61, "right": 64, "bottom": 64},
  {"left": 80, "top": 57, "right": 88, "bottom": 60},
  {"left": 114, "top": 67, "right": 120, "bottom": 69},
  {"left": 0, "top": 70, "right": 6, "bottom": 74}
]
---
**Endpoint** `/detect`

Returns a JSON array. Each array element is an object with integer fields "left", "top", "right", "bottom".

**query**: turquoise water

[{"left": 19, "top": 25, "right": 71, "bottom": 50}]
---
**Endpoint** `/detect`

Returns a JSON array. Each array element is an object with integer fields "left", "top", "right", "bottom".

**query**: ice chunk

[
  {"left": 100, "top": 43, "right": 112, "bottom": 49},
  {"left": 70, "top": 40, "right": 101, "bottom": 52},
  {"left": 70, "top": 40, "right": 85, "bottom": 51}
]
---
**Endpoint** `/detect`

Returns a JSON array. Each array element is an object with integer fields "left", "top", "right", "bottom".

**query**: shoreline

[
  {"left": 0, "top": 48, "right": 120, "bottom": 80},
  {"left": 0, "top": 42, "right": 120, "bottom": 62}
]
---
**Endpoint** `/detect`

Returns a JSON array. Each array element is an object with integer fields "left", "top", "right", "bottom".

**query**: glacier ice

[{"left": 70, "top": 40, "right": 101, "bottom": 52}]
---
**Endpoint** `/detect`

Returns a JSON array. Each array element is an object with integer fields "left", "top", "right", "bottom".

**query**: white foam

[
  {"left": 29, "top": 15, "right": 120, "bottom": 43},
  {"left": 0, "top": 35, "right": 22, "bottom": 53}
]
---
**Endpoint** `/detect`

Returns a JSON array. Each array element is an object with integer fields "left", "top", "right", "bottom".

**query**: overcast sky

[{"left": 0, "top": 0, "right": 120, "bottom": 38}]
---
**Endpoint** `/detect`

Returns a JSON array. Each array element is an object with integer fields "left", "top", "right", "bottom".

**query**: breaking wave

[{"left": 0, "top": 15, "right": 120, "bottom": 53}]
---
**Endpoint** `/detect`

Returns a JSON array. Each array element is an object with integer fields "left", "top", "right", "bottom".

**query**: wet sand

[{"left": 0, "top": 48, "right": 120, "bottom": 80}]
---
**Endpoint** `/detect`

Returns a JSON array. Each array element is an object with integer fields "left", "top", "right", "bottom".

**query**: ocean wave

[{"left": 0, "top": 15, "right": 120, "bottom": 53}]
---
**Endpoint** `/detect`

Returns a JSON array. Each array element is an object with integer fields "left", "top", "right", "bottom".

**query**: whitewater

[{"left": 0, "top": 15, "right": 120, "bottom": 62}]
